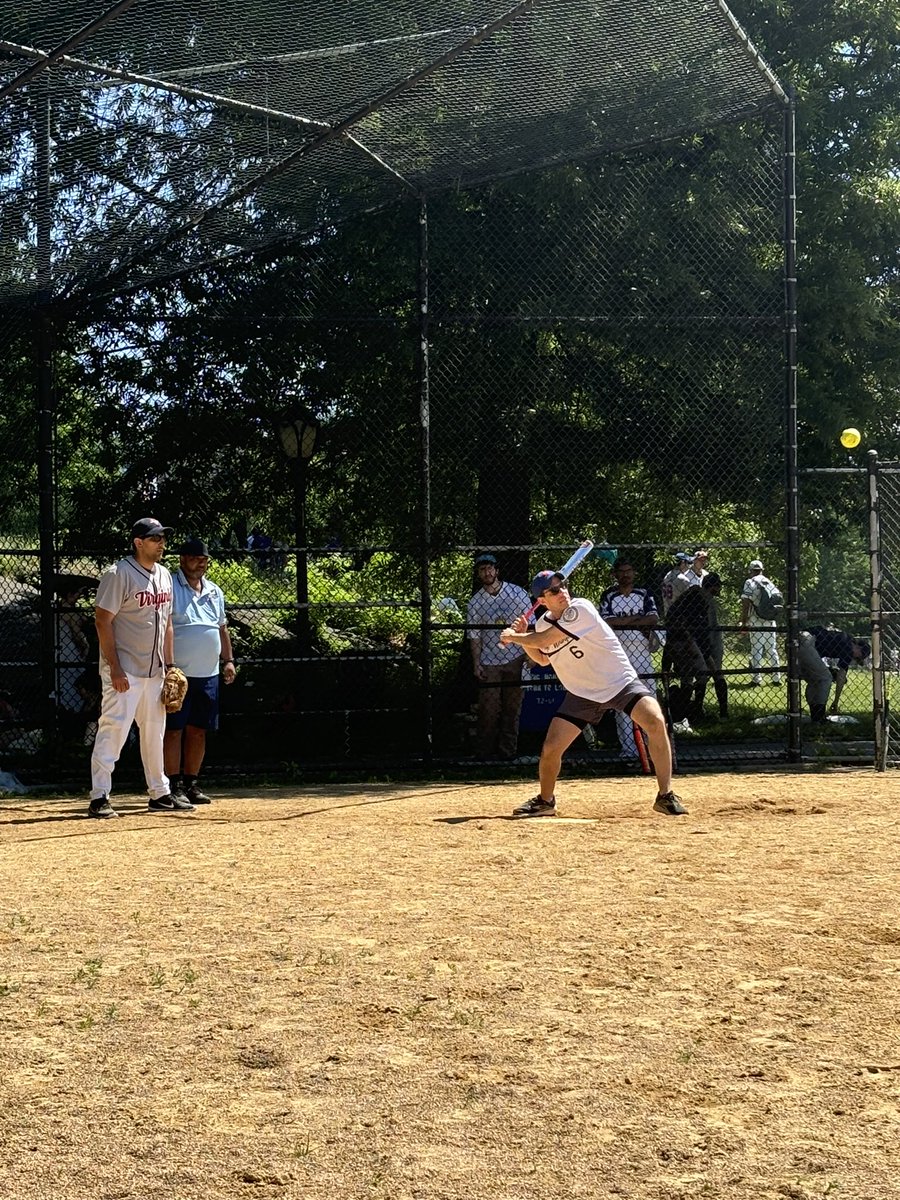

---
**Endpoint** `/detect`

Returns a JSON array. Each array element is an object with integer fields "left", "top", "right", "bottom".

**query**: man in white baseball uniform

[
  {"left": 661, "top": 552, "right": 693, "bottom": 615},
  {"left": 598, "top": 558, "right": 660, "bottom": 759},
  {"left": 739, "top": 559, "right": 782, "bottom": 686},
  {"left": 467, "top": 553, "right": 531, "bottom": 759},
  {"left": 88, "top": 517, "right": 192, "bottom": 818},
  {"left": 500, "top": 570, "right": 686, "bottom": 817},
  {"left": 684, "top": 549, "right": 709, "bottom": 588}
]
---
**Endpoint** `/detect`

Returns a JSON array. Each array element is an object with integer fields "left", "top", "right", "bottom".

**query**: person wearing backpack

[{"left": 739, "top": 560, "right": 783, "bottom": 686}]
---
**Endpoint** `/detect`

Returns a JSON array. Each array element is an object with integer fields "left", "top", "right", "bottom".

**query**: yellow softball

[{"left": 840, "top": 427, "right": 861, "bottom": 449}]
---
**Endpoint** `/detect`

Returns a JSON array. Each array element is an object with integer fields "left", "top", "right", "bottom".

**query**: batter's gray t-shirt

[{"left": 95, "top": 557, "right": 173, "bottom": 678}]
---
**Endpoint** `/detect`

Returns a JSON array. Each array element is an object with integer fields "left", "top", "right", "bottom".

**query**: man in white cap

[{"left": 740, "top": 559, "right": 782, "bottom": 686}]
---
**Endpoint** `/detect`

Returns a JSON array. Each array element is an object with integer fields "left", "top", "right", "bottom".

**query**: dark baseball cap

[
  {"left": 530, "top": 569, "right": 564, "bottom": 598},
  {"left": 132, "top": 517, "right": 173, "bottom": 538},
  {"left": 179, "top": 537, "right": 211, "bottom": 556},
  {"left": 474, "top": 553, "right": 497, "bottom": 566}
]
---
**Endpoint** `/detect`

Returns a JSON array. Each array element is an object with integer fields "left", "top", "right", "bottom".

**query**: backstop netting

[{"left": 0, "top": 1, "right": 797, "bottom": 780}]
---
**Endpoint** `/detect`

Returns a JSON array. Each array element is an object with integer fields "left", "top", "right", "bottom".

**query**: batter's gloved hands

[{"left": 162, "top": 667, "right": 188, "bottom": 713}]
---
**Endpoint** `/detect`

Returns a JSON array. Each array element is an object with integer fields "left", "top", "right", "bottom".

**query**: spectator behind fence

[
  {"left": 739, "top": 559, "right": 782, "bottom": 686},
  {"left": 661, "top": 584, "right": 716, "bottom": 734},
  {"left": 684, "top": 549, "right": 709, "bottom": 588},
  {"left": 798, "top": 626, "right": 870, "bottom": 722},
  {"left": 698, "top": 573, "right": 728, "bottom": 719},
  {"left": 598, "top": 557, "right": 661, "bottom": 760},
  {"left": 466, "top": 553, "right": 531, "bottom": 760},
  {"left": 164, "top": 538, "right": 236, "bottom": 806},
  {"left": 54, "top": 573, "right": 98, "bottom": 738},
  {"left": 247, "top": 526, "right": 273, "bottom": 570},
  {"left": 661, "top": 551, "right": 694, "bottom": 615}
]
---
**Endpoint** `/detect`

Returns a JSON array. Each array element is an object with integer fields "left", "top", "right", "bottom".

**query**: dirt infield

[{"left": 1, "top": 770, "right": 898, "bottom": 1200}]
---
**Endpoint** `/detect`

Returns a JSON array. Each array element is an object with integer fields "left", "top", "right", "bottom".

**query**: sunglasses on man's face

[{"left": 542, "top": 584, "right": 565, "bottom": 596}]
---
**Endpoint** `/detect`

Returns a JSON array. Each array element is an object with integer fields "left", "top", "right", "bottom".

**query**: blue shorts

[{"left": 165, "top": 674, "right": 220, "bottom": 732}]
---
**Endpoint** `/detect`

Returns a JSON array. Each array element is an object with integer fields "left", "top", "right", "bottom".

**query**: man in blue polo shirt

[{"left": 164, "top": 538, "right": 236, "bottom": 804}]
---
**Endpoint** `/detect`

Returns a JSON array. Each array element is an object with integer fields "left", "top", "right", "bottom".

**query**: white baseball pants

[
  {"left": 90, "top": 668, "right": 170, "bottom": 801},
  {"left": 748, "top": 621, "right": 781, "bottom": 684}
]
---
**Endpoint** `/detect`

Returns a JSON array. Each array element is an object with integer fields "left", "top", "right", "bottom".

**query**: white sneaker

[{"left": 672, "top": 719, "right": 694, "bottom": 735}]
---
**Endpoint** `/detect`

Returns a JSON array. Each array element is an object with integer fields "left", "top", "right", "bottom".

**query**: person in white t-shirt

[
  {"left": 499, "top": 570, "right": 687, "bottom": 818},
  {"left": 466, "top": 553, "right": 531, "bottom": 759}
]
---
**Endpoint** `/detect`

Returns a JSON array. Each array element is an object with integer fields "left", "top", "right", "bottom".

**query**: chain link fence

[
  {"left": 0, "top": 1, "right": 814, "bottom": 785},
  {"left": 872, "top": 461, "right": 900, "bottom": 767}
]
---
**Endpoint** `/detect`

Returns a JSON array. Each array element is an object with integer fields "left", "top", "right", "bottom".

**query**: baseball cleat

[
  {"left": 88, "top": 796, "right": 118, "bottom": 819},
  {"left": 148, "top": 794, "right": 177, "bottom": 812},
  {"left": 653, "top": 792, "right": 687, "bottom": 816},
  {"left": 512, "top": 795, "right": 557, "bottom": 818}
]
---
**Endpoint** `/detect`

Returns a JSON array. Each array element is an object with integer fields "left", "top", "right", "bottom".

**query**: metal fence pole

[
  {"left": 35, "top": 78, "right": 56, "bottom": 721},
  {"left": 783, "top": 87, "right": 801, "bottom": 762},
  {"left": 867, "top": 450, "right": 887, "bottom": 770},
  {"left": 417, "top": 196, "right": 433, "bottom": 764}
]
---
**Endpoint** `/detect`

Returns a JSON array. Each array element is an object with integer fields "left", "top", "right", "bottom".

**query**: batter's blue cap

[{"left": 530, "top": 570, "right": 564, "bottom": 598}]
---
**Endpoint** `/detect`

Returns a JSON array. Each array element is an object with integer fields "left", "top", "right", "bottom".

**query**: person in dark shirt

[
  {"left": 798, "top": 625, "right": 870, "bottom": 721},
  {"left": 661, "top": 585, "right": 717, "bottom": 728}
]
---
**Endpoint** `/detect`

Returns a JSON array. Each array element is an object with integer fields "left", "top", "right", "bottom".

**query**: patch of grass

[
  {"left": 0, "top": 979, "right": 21, "bottom": 999},
  {"left": 450, "top": 1007, "right": 483, "bottom": 1029},
  {"left": 175, "top": 963, "right": 197, "bottom": 991},
  {"left": 74, "top": 956, "right": 103, "bottom": 989}
]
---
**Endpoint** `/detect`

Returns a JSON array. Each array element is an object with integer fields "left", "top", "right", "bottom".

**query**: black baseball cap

[
  {"left": 179, "top": 538, "right": 211, "bottom": 556},
  {"left": 132, "top": 517, "right": 173, "bottom": 538}
]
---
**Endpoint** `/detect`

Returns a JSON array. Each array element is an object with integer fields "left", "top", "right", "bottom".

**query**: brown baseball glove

[{"left": 162, "top": 666, "right": 188, "bottom": 713}]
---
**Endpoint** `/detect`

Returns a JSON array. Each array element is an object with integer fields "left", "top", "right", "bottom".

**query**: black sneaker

[
  {"left": 512, "top": 795, "right": 557, "bottom": 818},
  {"left": 171, "top": 793, "right": 196, "bottom": 811},
  {"left": 148, "top": 794, "right": 177, "bottom": 812},
  {"left": 186, "top": 784, "right": 211, "bottom": 805},
  {"left": 88, "top": 796, "right": 118, "bottom": 819},
  {"left": 653, "top": 792, "right": 688, "bottom": 816}
]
